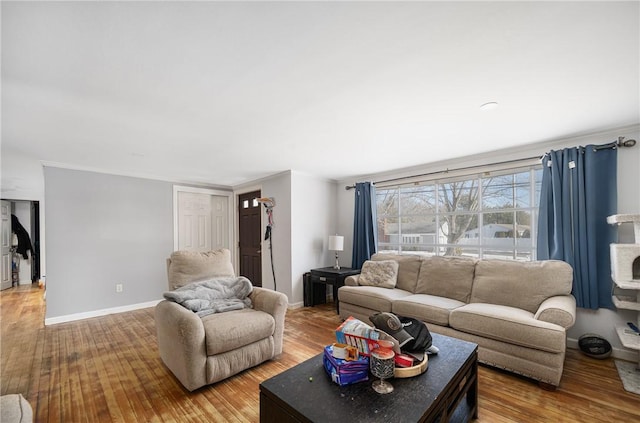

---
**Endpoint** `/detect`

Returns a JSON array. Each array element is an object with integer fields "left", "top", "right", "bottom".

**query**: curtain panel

[
  {"left": 537, "top": 145, "right": 617, "bottom": 309},
  {"left": 351, "top": 182, "right": 378, "bottom": 270}
]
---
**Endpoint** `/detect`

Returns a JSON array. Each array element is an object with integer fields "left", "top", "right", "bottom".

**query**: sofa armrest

[
  {"left": 249, "top": 287, "right": 288, "bottom": 356},
  {"left": 534, "top": 295, "right": 576, "bottom": 329},
  {"left": 345, "top": 275, "right": 360, "bottom": 286},
  {"left": 155, "top": 300, "right": 207, "bottom": 391}
]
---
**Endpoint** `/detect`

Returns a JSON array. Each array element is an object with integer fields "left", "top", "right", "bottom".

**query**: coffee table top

[{"left": 260, "top": 333, "right": 477, "bottom": 422}]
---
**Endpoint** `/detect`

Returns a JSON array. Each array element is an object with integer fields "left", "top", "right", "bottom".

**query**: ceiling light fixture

[{"left": 480, "top": 101, "right": 499, "bottom": 111}]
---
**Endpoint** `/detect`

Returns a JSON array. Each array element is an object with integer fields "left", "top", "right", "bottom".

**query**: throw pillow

[{"left": 358, "top": 260, "right": 399, "bottom": 289}]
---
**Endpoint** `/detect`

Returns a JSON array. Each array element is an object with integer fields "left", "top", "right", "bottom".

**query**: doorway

[
  {"left": 1, "top": 201, "right": 11, "bottom": 290},
  {"left": 238, "top": 190, "right": 262, "bottom": 287},
  {"left": 0, "top": 199, "right": 41, "bottom": 290}
]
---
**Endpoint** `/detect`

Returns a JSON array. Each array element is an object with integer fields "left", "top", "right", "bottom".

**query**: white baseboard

[
  {"left": 45, "top": 300, "right": 162, "bottom": 326},
  {"left": 567, "top": 337, "right": 638, "bottom": 362},
  {"left": 288, "top": 301, "right": 303, "bottom": 309}
]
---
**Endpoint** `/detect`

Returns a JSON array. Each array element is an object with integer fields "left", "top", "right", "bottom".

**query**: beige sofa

[
  {"left": 338, "top": 253, "right": 576, "bottom": 387},
  {"left": 155, "top": 249, "right": 288, "bottom": 391}
]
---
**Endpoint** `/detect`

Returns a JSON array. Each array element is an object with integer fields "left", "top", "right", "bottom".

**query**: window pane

[
  {"left": 483, "top": 249, "right": 518, "bottom": 260},
  {"left": 514, "top": 250, "right": 533, "bottom": 261},
  {"left": 514, "top": 171, "right": 531, "bottom": 208},
  {"left": 534, "top": 168, "right": 543, "bottom": 207},
  {"left": 377, "top": 216, "right": 398, "bottom": 245},
  {"left": 376, "top": 188, "right": 398, "bottom": 217},
  {"left": 440, "top": 213, "right": 479, "bottom": 245},
  {"left": 515, "top": 210, "right": 533, "bottom": 248},
  {"left": 442, "top": 247, "right": 479, "bottom": 258},
  {"left": 439, "top": 179, "right": 480, "bottom": 212},
  {"left": 481, "top": 213, "right": 518, "bottom": 252},
  {"left": 482, "top": 249, "right": 533, "bottom": 261},
  {"left": 400, "top": 185, "right": 436, "bottom": 212},
  {"left": 483, "top": 175, "right": 514, "bottom": 209}
]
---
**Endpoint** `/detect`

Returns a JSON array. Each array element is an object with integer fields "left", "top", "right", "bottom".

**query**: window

[{"left": 376, "top": 166, "right": 543, "bottom": 261}]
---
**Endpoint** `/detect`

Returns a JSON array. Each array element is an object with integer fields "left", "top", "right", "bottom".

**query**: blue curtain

[
  {"left": 537, "top": 144, "right": 617, "bottom": 309},
  {"left": 352, "top": 182, "right": 378, "bottom": 269}
]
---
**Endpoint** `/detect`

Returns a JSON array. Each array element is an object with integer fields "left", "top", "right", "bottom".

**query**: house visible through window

[{"left": 376, "top": 166, "right": 543, "bottom": 261}]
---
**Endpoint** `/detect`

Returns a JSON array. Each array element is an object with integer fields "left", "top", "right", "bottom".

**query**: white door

[
  {"left": 176, "top": 191, "right": 229, "bottom": 251},
  {"left": 1, "top": 200, "right": 12, "bottom": 290}
]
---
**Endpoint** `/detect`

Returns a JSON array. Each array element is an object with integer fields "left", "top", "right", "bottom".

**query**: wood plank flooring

[{"left": 1, "top": 285, "right": 639, "bottom": 422}]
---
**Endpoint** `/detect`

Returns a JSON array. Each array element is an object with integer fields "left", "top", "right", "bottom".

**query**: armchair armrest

[
  {"left": 534, "top": 295, "right": 576, "bottom": 329},
  {"left": 249, "top": 287, "right": 288, "bottom": 356},
  {"left": 345, "top": 275, "right": 360, "bottom": 286},
  {"left": 155, "top": 300, "right": 207, "bottom": 391}
]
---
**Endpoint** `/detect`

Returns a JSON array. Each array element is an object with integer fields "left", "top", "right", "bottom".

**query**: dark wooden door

[{"left": 238, "top": 191, "right": 262, "bottom": 287}]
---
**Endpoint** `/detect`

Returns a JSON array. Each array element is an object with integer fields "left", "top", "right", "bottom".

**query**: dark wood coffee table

[{"left": 260, "top": 333, "right": 478, "bottom": 423}]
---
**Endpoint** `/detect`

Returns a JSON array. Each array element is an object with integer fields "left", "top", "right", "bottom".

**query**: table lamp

[{"left": 328, "top": 235, "right": 344, "bottom": 269}]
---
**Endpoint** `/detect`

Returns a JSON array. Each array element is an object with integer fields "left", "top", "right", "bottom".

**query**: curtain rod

[
  {"left": 345, "top": 136, "right": 637, "bottom": 190},
  {"left": 593, "top": 136, "right": 637, "bottom": 151}
]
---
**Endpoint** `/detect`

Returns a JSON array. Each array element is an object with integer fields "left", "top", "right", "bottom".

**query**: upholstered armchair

[{"left": 155, "top": 249, "right": 288, "bottom": 391}]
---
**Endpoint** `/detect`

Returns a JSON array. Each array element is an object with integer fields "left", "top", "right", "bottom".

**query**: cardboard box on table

[{"left": 335, "top": 316, "right": 401, "bottom": 357}]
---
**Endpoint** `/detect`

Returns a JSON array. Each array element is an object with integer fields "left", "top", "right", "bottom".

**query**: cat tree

[{"left": 607, "top": 213, "right": 640, "bottom": 394}]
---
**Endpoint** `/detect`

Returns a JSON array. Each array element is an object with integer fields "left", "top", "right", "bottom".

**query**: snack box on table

[
  {"left": 335, "top": 316, "right": 399, "bottom": 357},
  {"left": 323, "top": 344, "right": 369, "bottom": 386}
]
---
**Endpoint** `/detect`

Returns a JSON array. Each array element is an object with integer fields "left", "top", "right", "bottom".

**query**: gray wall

[{"left": 44, "top": 167, "right": 173, "bottom": 319}]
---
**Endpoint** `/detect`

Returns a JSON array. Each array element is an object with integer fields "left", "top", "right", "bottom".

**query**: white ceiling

[{"left": 2, "top": 1, "right": 639, "bottom": 187}]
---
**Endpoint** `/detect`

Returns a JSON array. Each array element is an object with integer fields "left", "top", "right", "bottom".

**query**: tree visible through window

[{"left": 376, "top": 167, "right": 542, "bottom": 261}]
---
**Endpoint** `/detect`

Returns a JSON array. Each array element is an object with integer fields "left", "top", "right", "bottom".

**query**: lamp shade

[{"left": 328, "top": 235, "right": 344, "bottom": 252}]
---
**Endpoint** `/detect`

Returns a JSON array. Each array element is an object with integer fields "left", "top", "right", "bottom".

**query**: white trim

[
  {"left": 288, "top": 301, "right": 303, "bottom": 309},
  {"left": 44, "top": 300, "right": 162, "bottom": 326},
  {"left": 567, "top": 337, "right": 638, "bottom": 362},
  {"left": 172, "top": 185, "right": 234, "bottom": 259}
]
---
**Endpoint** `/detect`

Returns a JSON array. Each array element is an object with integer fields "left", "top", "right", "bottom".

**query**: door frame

[
  {"left": 1, "top": 200, "right": 12, "bottom": 290},
  {"left": 172, "top": 185, "right": 234, "bottom": 258}
]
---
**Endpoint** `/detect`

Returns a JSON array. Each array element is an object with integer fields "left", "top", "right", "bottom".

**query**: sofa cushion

[
  {"left": 371, "top": 253, "right": 422, "bottom": 292},
  {"left": 358, "top": 260, "right": 399, "bottom": 289},
  {"left": 338, "top": 286, "right": 413, "bottom": 312},
  {"left": 168, "top": 249, "right": 236, "bottom": 289},
  {"left": 202, "top": 308, "right": 275, "bottom": 356},
  {"left": 470, "top": 259, "right": 573, "bottom": 313},
  {"left": 415, "top": 256, "right": 476, "bottom": 302},
  {"left": 449, "top": 303, "right": 566, "bottom": 353},
  {"left": 392, "top": 294, "right": 466, "bottom": 326}
]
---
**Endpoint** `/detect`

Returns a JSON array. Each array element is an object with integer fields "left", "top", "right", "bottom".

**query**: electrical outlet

[{"left": 116, "top": 283, "right": 123, "bottom": 293}]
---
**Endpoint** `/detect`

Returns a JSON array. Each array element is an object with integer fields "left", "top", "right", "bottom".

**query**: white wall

[
  {"left": 256, "top": 172, "right": 293, "bottom": 300},
  {"left": 290, "top": 171, "right": 338, "bottom": 306},
  {"left": 336, "top": 124, "right": 640, "bottom": 359}
]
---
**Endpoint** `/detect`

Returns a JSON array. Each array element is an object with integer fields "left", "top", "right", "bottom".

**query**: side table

[{"left": 308, "top": 267, "right": 360, "bottom": 314}]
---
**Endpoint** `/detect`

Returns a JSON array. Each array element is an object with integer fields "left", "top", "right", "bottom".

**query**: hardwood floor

[{"left": 1, "top": 285, "right": 639, "bottom": 422}]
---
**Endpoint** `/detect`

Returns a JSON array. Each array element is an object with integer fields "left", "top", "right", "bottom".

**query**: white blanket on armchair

[{"left": 163, "top": 276, "right": 253, "bottom": 317}]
